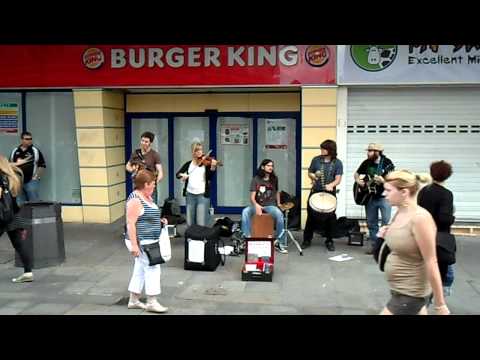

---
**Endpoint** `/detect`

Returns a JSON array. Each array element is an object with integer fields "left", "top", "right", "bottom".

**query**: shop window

[{"left": 26, "top": 92, "right": 81, "bottom": 204}]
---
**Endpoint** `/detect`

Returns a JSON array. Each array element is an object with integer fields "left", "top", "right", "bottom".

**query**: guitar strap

[
  {"left": 135, "top": 149, "right": 145, "bottom": 162},
  {"left": 376, "top": 156, "right": 384, "bottom": 176}
]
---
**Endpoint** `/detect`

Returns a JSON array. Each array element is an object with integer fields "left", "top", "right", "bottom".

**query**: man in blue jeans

[
  {"left": 241, "top": 159, "right": 287, "bottom": 254},
  {"left": 10, "top": 131, "right": 46, "bottom": 206},
  {"left": 354, "top": 143, "right": 395, "bottom": 254}
]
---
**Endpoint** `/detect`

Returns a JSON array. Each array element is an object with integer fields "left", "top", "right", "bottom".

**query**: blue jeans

[
  {"left": 186, "top": 192, "right": 210, "bottom": 227},
  {"left": 444, "top": 265, "right": 455, "bottom": 287},
  {"left": 241, "top": 205, "right": 286, "bottom": 246},
  {"left": 366, "top": 197, "right": 391, "bottom": 248},
  {"left": 17, "top": 179, "right": 40, "bottom": 206}
]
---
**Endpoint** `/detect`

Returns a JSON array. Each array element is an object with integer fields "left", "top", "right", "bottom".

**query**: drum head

[{"left": 309, "top": 192, "right": 337, "bottom": 213}]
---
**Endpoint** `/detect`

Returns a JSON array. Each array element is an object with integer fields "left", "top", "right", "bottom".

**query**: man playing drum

[{"left": 301, "top": 140, "right": 343, "bottom": 251}]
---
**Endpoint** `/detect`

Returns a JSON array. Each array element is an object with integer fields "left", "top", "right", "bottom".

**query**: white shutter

[{"left": 345, "top": 87, "right": 480, "bottom": 221}]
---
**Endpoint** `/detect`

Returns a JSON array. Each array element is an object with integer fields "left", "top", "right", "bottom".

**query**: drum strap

[{"left": 316, "top": 159, "right": 337, "bottom": 192}]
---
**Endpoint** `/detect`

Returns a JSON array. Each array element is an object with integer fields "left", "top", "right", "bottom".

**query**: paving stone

[
  {"left": 0, "top": 307, "right": 23, "bottom": 315},
  {"left": 0, "top": 222, "right": 479, "bottom": 315},
  {"left": 60, "top": 281, "right": 96, "bottom": 295},
  {"left": 20, "top": 303, "right": 77, "bottom": 315}
]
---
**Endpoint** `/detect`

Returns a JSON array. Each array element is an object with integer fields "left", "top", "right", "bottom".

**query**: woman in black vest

[{"left": 176, "top": 142, "right": 217, "bottom": 227}]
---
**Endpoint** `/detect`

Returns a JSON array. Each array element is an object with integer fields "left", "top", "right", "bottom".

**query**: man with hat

[{"left": 354, "top": 143, "right": 395, "bottom": 254}]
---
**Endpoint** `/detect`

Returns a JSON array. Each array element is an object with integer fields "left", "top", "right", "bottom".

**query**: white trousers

[{"left": 125, "top": 240, "right": 161, "bottom": 296}]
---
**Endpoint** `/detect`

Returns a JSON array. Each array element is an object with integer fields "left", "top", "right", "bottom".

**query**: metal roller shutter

[{"left": 345, "top": 87, "right": 480, "bottom": 222}]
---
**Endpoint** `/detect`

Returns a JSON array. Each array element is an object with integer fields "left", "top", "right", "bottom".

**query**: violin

[{"left": 196, "top": 150, "right": 223, "bottom": 167}]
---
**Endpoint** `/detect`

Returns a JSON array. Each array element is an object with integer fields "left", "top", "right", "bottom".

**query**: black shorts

[{"left": 386, "top": 291, "right": 431, "bottom": 315}]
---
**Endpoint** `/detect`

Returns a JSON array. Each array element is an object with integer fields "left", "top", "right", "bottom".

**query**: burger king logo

[
  {"left": 82, "top": 48, "right": 105, "bottom": 69},
  {"left": 305, "top": 45, "right": 329, "bottom": 67}
]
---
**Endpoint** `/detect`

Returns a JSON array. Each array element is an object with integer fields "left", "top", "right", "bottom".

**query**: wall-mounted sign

[
  {"left": 0, "top": 45, "right": 336, "bottom": 88},
  {"left": 0, "top": 103, "right": 18, "bottom": 133},
  {"left": 338, "top": 45, "right": 480, "bottom": 84},
  {"left": 265, "top": 119, "right": 288, "bottom": 150},
  {"left": 220, "top": 124, "right": 249, "bottom": 145}
]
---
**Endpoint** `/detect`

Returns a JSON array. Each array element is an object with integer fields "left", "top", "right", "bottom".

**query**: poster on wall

[
  {"left": 0, "top": 103, "right": 18, "bottom": 134},
  {"left": 265, "top": 119, "right": 288, "bottom": 149},
  {"left": 221, "top": 125, "right": 249, "bottom": 145}
]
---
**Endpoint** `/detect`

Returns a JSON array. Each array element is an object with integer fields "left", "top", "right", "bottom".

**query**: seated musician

[
  {"left": 126, "top": 131, "right": 163, "bottom": 204},
  {"left": 241, "top": 159, "right": 287, "bottom": 254},
  {"left": 176, "top": 141, "right": 217, "bottom": 227},
  {"left": 301, "top": 140, "right": 343, "bottom": 251}
]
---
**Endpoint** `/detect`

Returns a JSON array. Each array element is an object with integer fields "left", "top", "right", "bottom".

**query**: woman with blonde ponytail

[
  {"left": 377, "top": 169, "right": 449, "bottom": 315},
  {"left": 0, "top": 154, "right": 34, "bottom": 283}
]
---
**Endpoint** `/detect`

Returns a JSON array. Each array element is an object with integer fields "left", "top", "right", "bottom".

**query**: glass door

[
  {"left": 257, "top": 117, "right": 297, "bottom": 196},
  {"left": 172, "top": 116, "right": 210, "bottom": 206},
  {"left": 216, "top": 116, "right": 254, "bottom": 209}
]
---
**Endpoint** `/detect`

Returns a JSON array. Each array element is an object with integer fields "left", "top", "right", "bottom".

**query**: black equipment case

[{"left": 184, "top": 225, "right": 224, "bottom": 271}]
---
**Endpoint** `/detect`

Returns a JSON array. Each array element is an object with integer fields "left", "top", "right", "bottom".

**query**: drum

[{"left": 308, "top": 192, "right": 337, "bottom": 213}]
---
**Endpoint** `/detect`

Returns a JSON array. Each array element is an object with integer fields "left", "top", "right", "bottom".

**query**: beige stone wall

[
  {"left": 71, "top": 89, "right": 125, "bottom": 223},
  {"left": 126, "top": 93, "right": 300, "bottom": 112},
  {"left": 300, "top": 87, "right": 338, "bottom": 228}
]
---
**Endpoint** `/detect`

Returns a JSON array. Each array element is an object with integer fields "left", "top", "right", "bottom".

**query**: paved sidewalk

[{"left": 0, "top": 219, "right": 479, "bottom": 315}]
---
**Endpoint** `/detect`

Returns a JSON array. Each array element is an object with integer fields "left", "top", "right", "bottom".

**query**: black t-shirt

[
  {"left": 250, "top": 175, "right": 278, "bottom": 207},
  {"left": 356, "top": 156, "right": 394, "bottom": 198},
  {"left": 10, "top": 145, "right": 46, "bottom": 184}
]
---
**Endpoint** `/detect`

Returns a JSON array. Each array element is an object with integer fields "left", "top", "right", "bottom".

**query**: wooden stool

[{"left": 251, "top": 214, "right": 274, "bottom": 238}]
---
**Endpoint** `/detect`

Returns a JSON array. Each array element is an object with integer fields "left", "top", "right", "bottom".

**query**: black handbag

[
  {"left": 373, "top": 237, "right": 390, "bottom": 272},
  {"left": 436, "top": 232, "right": 456, "bottom": 265},
  {"left": 142, "top": 242, "right": 165, "bottom": 266}
]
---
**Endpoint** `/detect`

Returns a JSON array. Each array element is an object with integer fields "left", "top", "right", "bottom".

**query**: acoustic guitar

[
  {"left": 353, "top": 161, "right": 394, "bottom": 206},
  {"left": 353, "top": 174, "right": 378, "bottom": 206}
]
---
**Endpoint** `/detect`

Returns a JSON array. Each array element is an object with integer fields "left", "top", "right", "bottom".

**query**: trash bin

[{"left": 15, "top": 201, "right": 65, "bottom": 269}]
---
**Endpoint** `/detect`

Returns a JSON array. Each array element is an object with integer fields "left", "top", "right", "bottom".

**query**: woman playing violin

[{"left": 175, "top": 141, "right": 218, "bottom": 227}]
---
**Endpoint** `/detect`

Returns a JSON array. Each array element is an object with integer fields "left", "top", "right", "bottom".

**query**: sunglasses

[{"left": 23, "top": 137, "right": 33, "bottom": 140}]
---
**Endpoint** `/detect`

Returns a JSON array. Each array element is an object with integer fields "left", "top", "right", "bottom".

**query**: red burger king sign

[{"left": 0, "top": 45, "right": 336, "bottom": 88}]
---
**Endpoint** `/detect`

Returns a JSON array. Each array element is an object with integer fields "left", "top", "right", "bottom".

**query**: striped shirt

[{"left": 125, "top": 191, "right": 161, "bottom": 244}]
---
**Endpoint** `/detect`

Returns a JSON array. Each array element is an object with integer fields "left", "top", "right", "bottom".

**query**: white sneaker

[
  {"left": 12, "top": 273, "right": 34, "bottom": 283},
  {"left": 127, "top": 300, "right": 147, "bottom": 310},
  {"left": 146, "top": 300, "right": 168, "bottom": 313}
]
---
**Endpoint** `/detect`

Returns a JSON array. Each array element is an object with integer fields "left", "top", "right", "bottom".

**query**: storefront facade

[
  {"left": 0, "top": 45, "right": 337, "bottom": 224},
  {"left": 337, "top": 45, "right": 480, "bottom": 224}
]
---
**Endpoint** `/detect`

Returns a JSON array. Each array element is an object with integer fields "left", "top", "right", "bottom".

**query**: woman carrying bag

[
  {"left": 125, "top": 170, "right": 169, "bottom": 313},
  {"left": 0, "top": 155, "right": 34, "bottom": 283}
]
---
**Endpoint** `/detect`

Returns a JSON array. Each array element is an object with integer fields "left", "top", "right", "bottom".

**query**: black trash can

[{"left": 15, "top": 201, "right": 65, "bottom": 269}]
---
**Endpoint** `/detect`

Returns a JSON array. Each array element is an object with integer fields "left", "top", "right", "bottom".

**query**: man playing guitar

[
  {"left": 354, "top": 143, "right": 395, "bottom": 254},
  {"left": 301, "top": 140, "right": 343, "bottom": 252},
  {"left": 126, "top": 131, "right": 163, "bottom": 204}
]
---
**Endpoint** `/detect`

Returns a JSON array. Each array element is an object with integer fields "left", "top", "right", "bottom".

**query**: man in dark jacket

[{"left": 354, "top": 143, "right": 395, "bottom": 254}]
